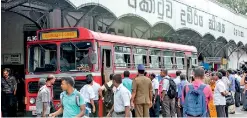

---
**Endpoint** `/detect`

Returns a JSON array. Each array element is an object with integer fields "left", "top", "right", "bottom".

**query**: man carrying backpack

[
  {"left": 49, "top": 77, "right": 85, "bottom": 117},
  {"left": 182, "top": 67, "right": 213, "bottom": 117},
  {"left": 160, "top": 69, "right": 176, "bottom": 117},
  {"left": 100, "top": 74, "right": 115, "bottom": 115},
  {"left": 235, "top": 71, "right": 241, "bottom": 107}
]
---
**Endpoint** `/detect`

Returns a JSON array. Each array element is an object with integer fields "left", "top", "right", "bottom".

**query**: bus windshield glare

[
  {"left": 29, "top": 44, "right": 57, "bottom": 72},
  {"left": 28, "top": 42, "right": 93, "bottom": 73},
  {"left": 60, "top": 41, "right": 92, "bottom": 72}
]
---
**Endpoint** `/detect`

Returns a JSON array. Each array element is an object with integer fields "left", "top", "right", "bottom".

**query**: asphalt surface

[{"left": 229, "top": 106, "right": 247, "bottom": 117}]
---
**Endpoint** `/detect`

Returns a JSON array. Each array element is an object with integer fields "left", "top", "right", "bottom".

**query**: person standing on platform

[
  {"left": 1, "top": 68, "right": 17, "bottom": 117},
  {"left": 92, "top": 78, "right": 102, "bottom": 117},
  {"left": 173, "top": 71, "right": 182, "bottom": 117},
  {"left": 122, "top": 70, "right": 133, "bottom": 93},
  {"left": 214, "top": 72, "right": 228, "bottom": 117},
  {"left": 227, "top": 69, "right": 236, "bottom": 114},
  {"left": 218, "top": 69, "right": 231, "bottom": 117},
  {"left": 177, "top": 74, "right": 189, "bottom": 117},
  {"left": 49, "top": 77, "right": 85, "bottom": 117},
  {"left": 80, "top": 74, "right": 96, "bottom": 117},
  {"left": 107, "top": 74, "right": 132, "bottom": 117},
  {"left": 161, "top": 69, "right": 176, "bottom": 117},
  {"left": 36, "top": 78, "right": 51, "bottom": 117},
  {"left": 149, "top": 73, "right": 160, "bottom": 117},
  {"left": 131, "top": 64, "right": 152, "bottom": 117}
]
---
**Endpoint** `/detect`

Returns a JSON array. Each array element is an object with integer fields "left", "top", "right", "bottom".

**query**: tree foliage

[{"left": 217, "top": 0, "right": 247, "bottom": 15}]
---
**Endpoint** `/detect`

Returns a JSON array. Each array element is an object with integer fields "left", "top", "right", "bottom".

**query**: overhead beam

[
  {"left": 105, "top": 19, "right": 118, "bottom": 33},
  {"left": 227, "top": 46, "right": 244, "bottom": 58},
  {"left": 2, "top": 0, "right": 28, "bottom": 11},
  {"left": 214, "top": 42, "right": 230, "bottom": 57},
  {"left": 74, "top": 6, "right": 97, "bottom": 27},
  {"left": 198, "top": 40, "right": 215, "bottom": 57}
]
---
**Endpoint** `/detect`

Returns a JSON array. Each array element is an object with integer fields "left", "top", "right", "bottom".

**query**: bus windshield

[
  {"left": 59, "top": 41, "right": 92, "bottom": 72},
  {"left": 29, "top": 44, "right": 57, "bottom": 73}
]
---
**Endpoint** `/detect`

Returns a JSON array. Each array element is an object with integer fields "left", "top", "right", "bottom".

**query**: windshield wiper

[
  {"left": 69, "top": 40, "right": 79, "bottom": 50},
  {"left": 38, "top": 44, "right": 46, "bottom": 51}
]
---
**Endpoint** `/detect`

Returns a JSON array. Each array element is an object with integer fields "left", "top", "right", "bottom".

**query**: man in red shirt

[{"left": 46, "top": 75, "right": 56, "bottom": 113}]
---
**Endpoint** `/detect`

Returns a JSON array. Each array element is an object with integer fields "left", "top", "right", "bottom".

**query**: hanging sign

[
  {"left": 205, "top": 57, "right": 222, "bottom": 63},
  {"left": 3, "top": 53, "right": 21, "bottom": 64}
]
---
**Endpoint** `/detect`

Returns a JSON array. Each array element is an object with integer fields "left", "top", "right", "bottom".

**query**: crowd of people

[{"left": 3, "top": 64, "right": 246, "bottom": 117}]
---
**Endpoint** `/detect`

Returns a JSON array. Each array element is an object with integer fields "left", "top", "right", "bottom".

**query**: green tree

[{"left": 217, "top": 0, "right": 247, "bottom": 15}]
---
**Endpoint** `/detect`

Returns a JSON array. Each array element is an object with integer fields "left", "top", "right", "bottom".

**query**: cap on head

[{"left": 137, "top": 64, "right": 145, "bottom": 71}]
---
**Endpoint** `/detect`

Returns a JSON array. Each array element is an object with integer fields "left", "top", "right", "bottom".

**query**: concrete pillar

[{"left": 49, "top": 8, "right": 62, "bottom": 28}]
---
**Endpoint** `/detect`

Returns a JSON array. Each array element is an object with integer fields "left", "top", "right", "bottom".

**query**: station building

[{"left": 2, "top": 0, "right": 247, "bottom": 75}]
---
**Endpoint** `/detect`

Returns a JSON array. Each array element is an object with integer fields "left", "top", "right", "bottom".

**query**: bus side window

[
  {"left": 133, "top": 47, "right": 147, "bottom": 67},
  {"left": 114, "top": 46, "right": 131, "bottom": 68},
  {"left": 149, "top": 49, "right": 161, "bottom": 69},
  {"left": 192, "top": 53, "right": 198, "bottom": 66},
  {"left": 175, "top": 52, "right": 185, "bottom": 69},
  {"left": 163, "top": 50, "right": 173, "bottom": 69}
]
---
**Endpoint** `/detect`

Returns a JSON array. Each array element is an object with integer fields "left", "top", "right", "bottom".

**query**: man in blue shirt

[
  {"left": 227, "top": 70, "right": 236, "bottom": 114},
  {"left": 49, "top": 77, "right": 85, "bottom": 117},
  {"left": 122, "top": 70, "right": 132, "bottom": 93}
]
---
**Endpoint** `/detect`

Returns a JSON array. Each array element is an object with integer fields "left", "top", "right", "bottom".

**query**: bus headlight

[{"left": 30, "top": 98, "right": 35, "bottom": 104}]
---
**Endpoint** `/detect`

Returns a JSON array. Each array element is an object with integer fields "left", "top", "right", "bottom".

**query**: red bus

[{"left": 24, "top": 27, "right": 198, "bottom": 116}]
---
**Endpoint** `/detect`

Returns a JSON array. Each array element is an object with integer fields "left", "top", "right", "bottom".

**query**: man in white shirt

[
  {"left": 161, "top": 69, "right": 175, "bottom": 117},
  {"left": 149, "top": 73, "right": 160, "bottom": 117},
  {"left": 80, "top": 74, "right": 96, "bottom": 117},
  {"left": 107, "top": 74, "right": 131, "bottom": 117},
  {"left": 214, "top": 72, "right": 229, "bottom": 117},
  {"left": 92, "top": 81, "right": 102, "bottom": 117}
]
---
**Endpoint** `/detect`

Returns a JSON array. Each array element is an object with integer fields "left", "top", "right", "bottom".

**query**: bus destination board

[{"left": 41, "top": 31, "right": 78, "bottom": 40}]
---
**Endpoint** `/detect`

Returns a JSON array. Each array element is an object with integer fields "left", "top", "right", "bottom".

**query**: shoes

[
  {"left": 241, "top": 108, "right": 247, "bottom": 111},
  {"left": 229, "top": 112, "right": 235, "bottom": 114}
]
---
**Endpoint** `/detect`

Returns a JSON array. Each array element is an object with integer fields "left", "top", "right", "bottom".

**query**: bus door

[
  {"left": 185, "top": 52, "right": 192, "bottom": 81},
  {"left": 100, "top": 45, "right": 113, "bottom": 84}
]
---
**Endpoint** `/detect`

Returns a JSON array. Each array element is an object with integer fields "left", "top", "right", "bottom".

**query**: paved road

[{"left": 229, "top": 106, "right": 247, "bottom": 117}]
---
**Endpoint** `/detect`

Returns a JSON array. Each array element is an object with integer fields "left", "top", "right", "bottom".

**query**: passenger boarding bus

[{"left": 25, "top": 27, "right": 198, "bottom": 116}]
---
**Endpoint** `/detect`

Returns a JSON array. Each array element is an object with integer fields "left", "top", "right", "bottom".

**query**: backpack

[
  {"left": 103, "top": 83, "right": 114, "bottom": 109},
  {"left": 235, "top": 79, "right": 240, "bottom": 92},
  {"left": 166, "top": 78, "right": 177, "bottom": 99},
  {"left": 61, "top": 91, "right": 80, "bottom": 107},
  {"left": 183, "top": 84, "right": 207, "bottom": 117}
]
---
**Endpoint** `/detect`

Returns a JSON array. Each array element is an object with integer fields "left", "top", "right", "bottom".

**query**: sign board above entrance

[
  {"left": 67, "top": 0, "right": 247, "bottom": 44},
  {"left": 205, "top": 57, "right": 221, "bottom": 63},
  {"left": 3, "top": 53, "right": 21, "bottom": 64}
]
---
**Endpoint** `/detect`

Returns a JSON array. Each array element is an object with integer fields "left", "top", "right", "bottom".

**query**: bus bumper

[{"left": 24, "top": 111, "right": 35, "bottom": 117}]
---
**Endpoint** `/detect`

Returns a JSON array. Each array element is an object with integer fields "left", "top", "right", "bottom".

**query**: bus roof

[
  {"left": 37, "top": 27, "right": 197, "bottom": 52},
  {"left": 90, "top": 30, "right": 197, "bottom": 53}
]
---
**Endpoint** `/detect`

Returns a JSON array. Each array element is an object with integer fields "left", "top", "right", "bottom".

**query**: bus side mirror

[{"left": 90, "top": 52, "right": 97, "bottom": 64}]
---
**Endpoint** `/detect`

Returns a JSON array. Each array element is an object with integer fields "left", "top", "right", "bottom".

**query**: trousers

[
  {"left": 135, "top": 104, "right": 150, "bottom": 117},
  {"left": 216, "top": 105, "right": 226, "bottom": 117},
  {"left": 92, "top": 100, "right": 99, "bottom": 117},
  {"left": 1, "top": 93, "right": 17, "bottom": 117},
  {"left": 161, "top": 95, "right": 175, "bottom": 117},
  {"left": 149, "top": 95, "right": 160, "bottom": 117}
]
